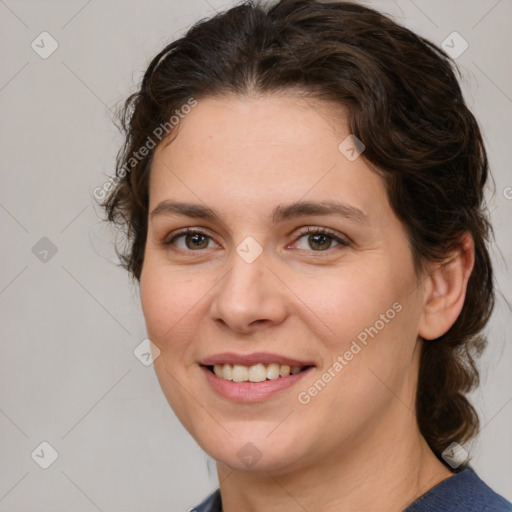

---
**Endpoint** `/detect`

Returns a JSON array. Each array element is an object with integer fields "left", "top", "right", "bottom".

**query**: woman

[{"left": 101, "top": 0, "right": 511, "bottom": 510}]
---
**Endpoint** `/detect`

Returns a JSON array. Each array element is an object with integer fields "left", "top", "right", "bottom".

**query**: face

[{"left": 140, "top": 93, "right": 428, "bottom": 474}]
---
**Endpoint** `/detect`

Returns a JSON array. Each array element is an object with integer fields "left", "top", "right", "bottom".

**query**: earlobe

[{"left": 418, "top": 233, "right": 475, "bottom": 340}]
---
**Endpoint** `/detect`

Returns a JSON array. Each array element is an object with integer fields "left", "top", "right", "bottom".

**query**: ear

[{"left": 418, "top": 233, "right": 475, "bottom": 340}]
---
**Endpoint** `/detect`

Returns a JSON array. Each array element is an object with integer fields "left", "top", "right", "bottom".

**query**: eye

[
  {"left": 292, "top": 227, "right": 349, "bottom": 252},
  {"left": 165, "top": 229, "right": 218, "bottom": 251},
  {"left": 163, "top": 227, "right": 349, "bottom": 253}
]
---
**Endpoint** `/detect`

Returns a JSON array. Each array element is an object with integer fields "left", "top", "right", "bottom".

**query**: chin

[{"left": 195, "top": 429, "right": 310, "bottom": 474}]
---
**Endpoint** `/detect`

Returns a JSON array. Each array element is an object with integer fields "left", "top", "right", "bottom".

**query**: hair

[{"left": 100, "top": 0, "right": 495, "bottom": 467}]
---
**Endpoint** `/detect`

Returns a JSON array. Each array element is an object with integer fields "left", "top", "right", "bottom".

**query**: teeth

[
  {"left": 279, "top": 364, "right": 290, "bottom": 377},
  {"left": 267, "top": 363, "right": 280, "bottom": 380},
  {"left": 211, "top": 363, "right": 307, "bottom": 382},
  {"left": 248, "top": 364, "right": 267, "bottom": 382},
  {"left": 232, "top": 365, "right": 248, "bottom": 382},
  {"left": 222, "top": 364, "right": 233, "bottom": 381}
]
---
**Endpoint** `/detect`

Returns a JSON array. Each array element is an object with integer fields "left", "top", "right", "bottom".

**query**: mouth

[
  {"left": 203, "top": 363, "right": 313, "bottom": 383},
  {"left": 199, "top": 353, "right": 315, "bottom": 402}
]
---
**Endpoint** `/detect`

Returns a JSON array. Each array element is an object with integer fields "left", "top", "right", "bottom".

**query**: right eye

[{"left": 164, "top": 228, "right": 219, "bottom": 251}]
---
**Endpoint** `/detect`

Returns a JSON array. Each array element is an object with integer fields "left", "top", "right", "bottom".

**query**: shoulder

[
  {"left": 190, "top": 470, "right": 511, "bottom": 512},
  {"left": 404, "top": 466, "right": 512, "bottom": 512},
  {"left": 190, "top": 488, "right": 222, "bottom": 512}
]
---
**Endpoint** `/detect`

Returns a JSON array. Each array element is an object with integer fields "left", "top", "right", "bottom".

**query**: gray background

[{"left": 0, "top": 0, "right": 511, "bottom": 510}]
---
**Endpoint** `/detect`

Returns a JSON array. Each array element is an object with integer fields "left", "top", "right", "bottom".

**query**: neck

[{"left": 216, "top": 405, "right": 452, "bottom": 512}]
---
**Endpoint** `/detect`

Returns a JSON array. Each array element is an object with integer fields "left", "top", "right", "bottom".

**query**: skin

[{"left": 140, "top": 93, "right": 474, "bottom": 511}]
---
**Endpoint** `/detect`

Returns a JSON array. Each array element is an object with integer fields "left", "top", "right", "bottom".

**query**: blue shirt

[{"left": 191, "top": 467, "right": 511, "bottom": 511}]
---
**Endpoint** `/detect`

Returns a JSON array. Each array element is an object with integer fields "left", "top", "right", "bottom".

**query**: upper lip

[{"left": 200, "top": 352, "right": 315, "bottom": 367}]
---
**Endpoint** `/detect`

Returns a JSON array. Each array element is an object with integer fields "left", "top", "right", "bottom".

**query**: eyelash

[{"left": 163, "top": 227, "right": 350, "bottom": 253}]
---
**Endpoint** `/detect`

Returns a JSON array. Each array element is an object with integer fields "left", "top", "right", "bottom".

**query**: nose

[{"left": 209, "top": 245, "right": 288, "bottom": 334}]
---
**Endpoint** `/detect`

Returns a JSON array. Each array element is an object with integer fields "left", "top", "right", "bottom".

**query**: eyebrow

[{"left": 149, "top": 200, "right": 368, "bottom": 225}]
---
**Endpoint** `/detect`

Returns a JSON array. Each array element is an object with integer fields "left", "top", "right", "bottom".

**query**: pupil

[
  {"left": 310, "top": 234, "right": 331, "bottom": 251},
  {"left": 187, "top": 233, "right": 208, "bottom": 250}
]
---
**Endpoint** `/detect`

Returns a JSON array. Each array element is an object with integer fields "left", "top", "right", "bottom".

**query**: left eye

[{"left": 293, "top": 228, "right": 348, "bottom": 251}]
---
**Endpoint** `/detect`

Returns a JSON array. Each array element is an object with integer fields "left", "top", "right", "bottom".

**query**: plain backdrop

[{"left": 0, "top": 0, "right": 511, "bottom": 510}]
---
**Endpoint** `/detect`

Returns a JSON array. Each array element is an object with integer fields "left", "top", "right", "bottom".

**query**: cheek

[
  {"left": 139, "top": 262, "right": 206, "bottom": 431},
  {"left": 294, "top": 261, "right": 408, "bottom": 346},
  {"left": 294, "top": 260, "right": 420, "bottom": 396},
  {"left": 140, "top": 270, "right": 170, "bottom": 344},
  {"left": 139, "top": 262, "right": 204, "bottom": 351}
]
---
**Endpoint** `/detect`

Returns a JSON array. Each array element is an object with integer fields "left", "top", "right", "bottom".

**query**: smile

[
  {"left": 208, "top": 363, "right": 310, "bottom": 382},
  {"left": 199, "top": 352, "right": 316, "bottom": 401}
]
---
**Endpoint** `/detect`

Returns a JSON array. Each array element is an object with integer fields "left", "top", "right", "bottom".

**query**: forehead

[
  {"left": 156, "top": 92, "right": 347, "bottom": 156},
  {"left": 149, "top": 94, "right": 390, "bottom": 224}
]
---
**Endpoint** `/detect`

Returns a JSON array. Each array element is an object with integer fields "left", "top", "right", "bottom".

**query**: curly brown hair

[{"left": 99, "top": 0, "right": 495, "bottom": 467}]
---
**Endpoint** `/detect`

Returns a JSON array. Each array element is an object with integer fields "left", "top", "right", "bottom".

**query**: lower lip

[{"left": 201, "top": 366, "right": 314, "bottom": 402}]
